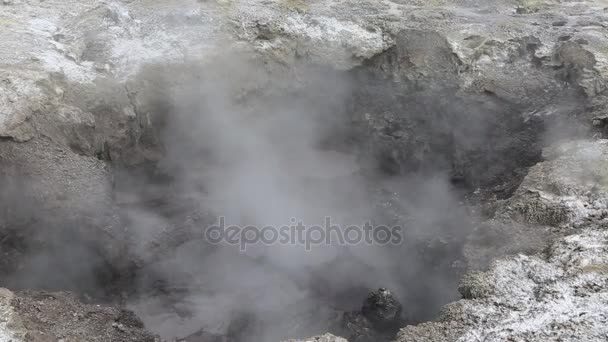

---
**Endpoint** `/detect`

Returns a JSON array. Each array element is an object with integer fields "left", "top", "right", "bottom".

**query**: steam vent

[{"left": 1, "top": 0, "right": 608, "bottom": 341}]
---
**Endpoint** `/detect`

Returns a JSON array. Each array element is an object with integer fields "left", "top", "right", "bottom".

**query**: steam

[{"left": 121, "top": 56, "right": 472, "bottom": 341}]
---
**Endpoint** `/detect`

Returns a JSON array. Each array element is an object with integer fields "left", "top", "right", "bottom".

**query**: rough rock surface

[
  {"left": 0, "top": 288, "right": 157, "bottom": 342},
  {"left": 396, "top": 139, "right": 608, "bottom": 342},
  {"left": 339, "top": 288, "right": 403, "bottom": 342},
  {"left": 465, "top": 139, "right": 608, "bottom": 270},
  {"left": 2, "top": 0, "right": 607, "bottom": 156},
  {"left": 361, "top": 288, "right": 403, "bottom": 329}
]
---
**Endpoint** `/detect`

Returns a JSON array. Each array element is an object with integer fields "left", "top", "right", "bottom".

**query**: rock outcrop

[
  {"left": 396, "top": 139, "right": 608, "bottom": 342},
  {"left": 465, "top": 139, "right": 608, "bottom": 270},
  {"left": 338, "top": 288, "right": 404, "bottom": 342},
  {"left": 0, "top": 288, "right": 157, "bottom": 342},
  {"left": 361, "top": 288, "right": 403, "bottom": 329}
]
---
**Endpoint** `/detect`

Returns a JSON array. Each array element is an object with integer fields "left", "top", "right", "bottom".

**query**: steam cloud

[{"left": 121, "top": 55, "right": 472, "bottom": 341}]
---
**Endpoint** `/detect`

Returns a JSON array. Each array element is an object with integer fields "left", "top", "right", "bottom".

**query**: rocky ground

[
  {"left": 395, "top": 139, "right": 608, "bottom": 342},
  {"left": 1, "top": 0, "right": 608, "bottom": 341},
  {"left": 0, "top": 288, "right": 156, "bottom": 342}
]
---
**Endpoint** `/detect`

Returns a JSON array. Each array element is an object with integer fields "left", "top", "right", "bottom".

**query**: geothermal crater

[
  {"left": 0, "top": 45, "right": 556, "bottom": 341},
  {"left": 1, "top": 1, "right": 607, "bottom": 342}
]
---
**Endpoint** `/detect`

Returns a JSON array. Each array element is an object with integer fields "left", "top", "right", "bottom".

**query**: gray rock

[
  {"left": 0, "top": 288, "right": 158, "bottom": 342},
  {"left": 464, "top": 139, "right": 608, "bottom": 270},
  {"left": 361, "top": 288, "right": 403, "bottom": 329},
  {"left": 339, "top": 288, "right": 403, "bottom": 342},
  {"left": 396, "top": 139, "right": 608, "bottom": 342}
]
